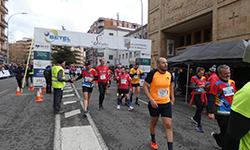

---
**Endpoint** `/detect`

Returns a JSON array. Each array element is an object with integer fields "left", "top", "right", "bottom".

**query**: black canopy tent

[
  {"left": 167, "top": 39, "right": 249, "bottom": 67},
  {"left": 167, "top": 39, "right": 250, "bottom": 103}
]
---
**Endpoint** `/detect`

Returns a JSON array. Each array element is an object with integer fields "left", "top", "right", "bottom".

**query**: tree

[{"left": 51, "top": 45, "right": 76, "bottom": 65}]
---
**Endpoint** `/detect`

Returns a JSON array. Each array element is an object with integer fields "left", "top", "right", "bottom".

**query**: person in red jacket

[
  {"left": 95, "top": 58, "right": 109, "bottom": 111},
  {"left": 114, "top": 67, "right": 134, "bottom": 111}
]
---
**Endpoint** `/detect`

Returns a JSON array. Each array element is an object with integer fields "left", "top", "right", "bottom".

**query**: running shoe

[
  {"left": 128, "top": 106, "right": 134, "bottom": 111},
  {"left": 117, "top": 105, "right": 120, "bottom": 110},
  {"left": 191, "top": 117, "right": 198, "bottom": 125},
  {"left": 211, "top": 132, "right": 222, "bottom": 148},
  {"left": 196, "top": 125, "right": 204, "bottom": 132},
  {"left": 150, "top": 141, "right": 158, "bottom": 150},
  {"left": 101, "top": 106, "right": 104, "bottom": 110},
  {"left": 98, "top": 107, "right": 102, "bottom": 111},
  {"left": 83, "top": 111, "right": 87, "bottom": 116},
  {"left": 135, "top": 102, "right": 140, "bottom": 106},
  {"left": 87, "top": 107, "right": 90, "bottom": 113}
]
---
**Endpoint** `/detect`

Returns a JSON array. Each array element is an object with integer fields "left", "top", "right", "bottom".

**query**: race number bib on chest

[
  {"left": 158, "top": 89, "right": 168, "bottom": 97},
  {"left": 121, "top": 79, "right": 127, "bottom": 84},
  {"left": 223, "top": 87, "right": 234, "bottom": 97},
  {"left": 134, "top": 75, "right": 138, "bottom": 79},
  {"left": 100, "top": 75, "right": 106, "bottom": 80}
]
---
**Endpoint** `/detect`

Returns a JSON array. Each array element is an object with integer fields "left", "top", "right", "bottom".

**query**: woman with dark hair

[
  {"left": 13, "top": 64, "right": 24, "bottom": 88},
  {"left": 190, "top": 67, "right": 208, "bottom": 132}
]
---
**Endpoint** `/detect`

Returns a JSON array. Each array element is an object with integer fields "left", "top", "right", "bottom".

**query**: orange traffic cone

[
  {"left": 29, "top": 82, "right": 35, "bottom": 91},
  {"left": 35, "top": 90, "right": 43, "bottom": 102},
  {"left": 39, "top": 87, "right": 44, "bottom": 97},
  {"left": 15, "top": 86, "right": 21, "bottom": 95},
  {"left": 42, "top": 83, "right": 46, "bottom": 92}
]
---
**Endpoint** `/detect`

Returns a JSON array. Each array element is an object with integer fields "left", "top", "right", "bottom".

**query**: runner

[
  {"left": 130, "top": 63, "right": 144, "bottom": 106},
  {"left": 106, "top": 67, "right": 113, "bottom": 94},
  {"left": 70, "top": 66, "right": 76, "bottom": 78},
  {"left": 73, "top": 61, "right": 98, "bottom": 116},
  {"left": 95, "top": 58, "right": 109, "bottom": 111},
  {"left": 143, "top": 57, "right": 174, "bottom": 150},
  {"left": 190, "top": 67, "right": 208, "bottom": 132},
  {"left": 223, "top": 81, "right": 250, "bottom": 150},
  {"left": 114, "top": 67, "right": 134, "bottom": 111},
  {"left": 121, "top": 67, "right": 131, "bottom": 105},
  {"left": 207, "top": 64, "right": 236, "bottom": 148},
  {"left": 115, "top": 64, "right": 122, "bottom": 96}
]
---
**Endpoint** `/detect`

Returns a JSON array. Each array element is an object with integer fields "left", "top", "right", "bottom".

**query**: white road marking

[
  {"left": 138, "top": 98, "right": 148, "bottom": 105},
  {"left": 72, "top": 83, "right": 108, "bottom": 150},
  {"left": 62, "top": 94, "right": 74, "bottom": 98},
  {"left": 63, "top": 89, "right": 73, "bottom": 92},
  {"left": 63, "top": 101, "right": 76, "bottom": 105},
  {"left": 64, "top": 109, "right": 81, "bottom": 118},
  {"left": 61, "top": 126, "right": 102, "bottom": 150},
  {"left": 0, "top": 89, "right": 8, "bottom": 95},
  {"left": 53, "top": 114, "right": 61, "bottom": 150}
]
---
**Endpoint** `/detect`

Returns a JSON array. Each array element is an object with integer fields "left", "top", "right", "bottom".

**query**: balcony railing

[
  {"left": 0, "top": 18, "right": 7, "bottom": 28},
  {"left": 0, "top": 4, "right": 8, "bottom": 14}
]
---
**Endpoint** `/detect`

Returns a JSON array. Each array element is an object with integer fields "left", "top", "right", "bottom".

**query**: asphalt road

[{"left": 0, "top": 76, "right": 222, "bottom": 150}]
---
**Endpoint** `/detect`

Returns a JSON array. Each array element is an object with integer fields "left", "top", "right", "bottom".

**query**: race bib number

[
  {"left": 100, "top": 75, "right": 106, "bottom": 80},
  {"left": 197, "top": 88, "right": 205, "bottom": 92},
  {"left": 134, "top": 75, "right": 138, "bottom": 79},
  {"left": 84, "top": 77, "right": 91, "bottom": 82},
  {"left": 158, "top": 89, "right": 168, "bottom": 97},
  {"left": 223, "top": 87, "right": 234, "bottom": 97},
  {"left": 121, "top": 79, "right": 127, "bottom": 84}
]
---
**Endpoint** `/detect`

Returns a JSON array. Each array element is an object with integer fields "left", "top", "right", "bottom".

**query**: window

[
  {"left": 134, "top": 52, "right": 136, "bottom": 57},
  {"left": 129, "top": 24, "right": 132, "bottom": 28},
  {"left": 129, "top": 52, "right": 132, "bottom": 58},
  {"left": 195, "top": 31, "right": 201, "bottom": 44},
  {"left": 179, "top": 36, "right": 185, "bottom": 47},
  {"left": 204, "top": 28, "right": 211, "bottom": 42},
  {"left": 113, "top": 22, "right": 117, "bottom": 26},
  {"left": 109, "top": 33, "right": 114, "bottom": 36},
  {"left": 119, "top": 22, "right": 122, "bottom": 26},
  {"left": 186, "top": 34, "right": 191, "bottom": 45},
  {"left": 126, "top": 53, "right": 128, "bottom": 58},
  {"left": 109, "top": 55, "right": 113, "bottom": 60},
  {"left": 119, "top": 55, "right": 121, "bottom": 59},
  {"left": 124, "top": 23, "right": 127, "bottom": 27},
  {"left": 122, "top": 54, "right": 124, "bottom": 59}
]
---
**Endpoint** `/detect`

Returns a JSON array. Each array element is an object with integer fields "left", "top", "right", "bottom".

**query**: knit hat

[
  {"left": 118, "top": 64, "right": 122, "bottom": 67},
  {"left": 57, "top": 59, "right": 65, "bottom": 64},
  {"left": 209, "top": 65, "right": 216, "bottom": 73},
  {"left": 85, "top": 61, "right": 91, "bottom": 66}
]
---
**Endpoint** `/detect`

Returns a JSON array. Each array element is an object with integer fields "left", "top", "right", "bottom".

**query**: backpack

[{"left": 44, "top": 70, "right": 50, "bottom": 78}]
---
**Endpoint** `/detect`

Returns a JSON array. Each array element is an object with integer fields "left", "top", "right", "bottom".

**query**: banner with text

[{"left": 34, "top": 27, "right": 151, "bottom": 52}]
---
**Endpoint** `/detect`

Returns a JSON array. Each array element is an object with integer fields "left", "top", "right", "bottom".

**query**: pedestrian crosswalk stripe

[
  {"left": 65, "top": 109, "right": 81, "bottom": 118},
  {"left": 63, "top": 101, "right": 77, "bottom": 105},
  {"left": 63, "top": 94, "right": 75, "bottom": 98}
]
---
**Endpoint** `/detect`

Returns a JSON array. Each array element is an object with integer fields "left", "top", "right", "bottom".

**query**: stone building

[{"left": 148, "top": 0, "right": 250, "bottom": 68}]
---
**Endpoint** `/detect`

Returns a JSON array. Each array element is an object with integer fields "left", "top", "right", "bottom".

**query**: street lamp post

[
  {"left": 140, "top": 0, "right": 143, "bottom": 39},
  {"left": 7, "top": 12, "right": 27, "bottom": 64}
]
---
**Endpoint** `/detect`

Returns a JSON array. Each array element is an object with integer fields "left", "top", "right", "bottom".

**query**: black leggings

[
  {"left": 98, "top": 82, "right": 107, "bottom": 107},
  {"left": 193, "top": 94, "right": 205, "bottom": 125},
  {"left": 223, "top": 110, "right": 250, "bottom": 150},
  {"left": 214, "top": 115, "right": 229, "bottom": 147},
  {"left": 16, "top": 78, "right": 22, "bottom": 88}
]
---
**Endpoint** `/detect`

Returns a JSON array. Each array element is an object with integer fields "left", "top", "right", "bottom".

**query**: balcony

[
  {"left": 0, "top": 4, "right": 8, "bottom": 14},
  {"left": 0, "top": 33, "right": 7, "bottom": 41},
  {"left": 0, "top": 19, "right": 7, "bottom": 28},
  {"left": 97, "top": 21, "right": 104, "bottom": 28}
]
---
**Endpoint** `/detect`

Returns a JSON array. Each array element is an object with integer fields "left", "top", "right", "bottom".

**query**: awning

[{"left": 167, "top": 39, "right": 250, "bottom": 67}]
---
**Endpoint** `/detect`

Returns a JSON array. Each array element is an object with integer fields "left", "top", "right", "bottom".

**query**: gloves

[{"left": 67, "top": 79, "right": 73, "bottom": 83}]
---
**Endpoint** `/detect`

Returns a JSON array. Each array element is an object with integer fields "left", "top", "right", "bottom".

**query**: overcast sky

[{"left": 6, "top": 0, "right": 148, "bottom": 43}]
